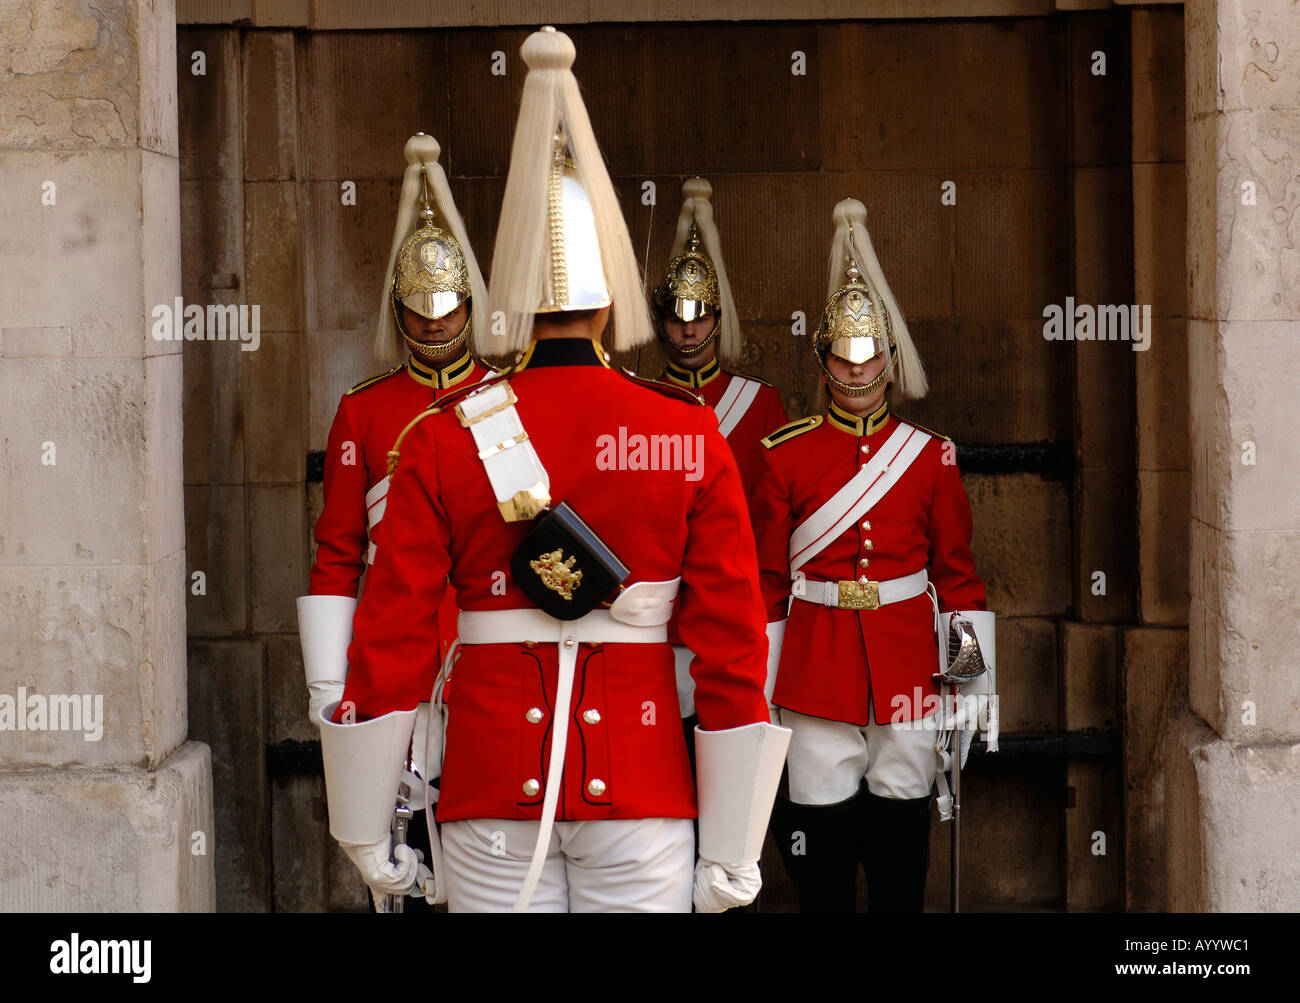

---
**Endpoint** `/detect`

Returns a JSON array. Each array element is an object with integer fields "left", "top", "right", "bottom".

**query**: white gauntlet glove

[
  {"left": 693, "top": 860, "right": 762, "bottom": 913},
  {"left": 308, "top": 680, "right": 345, "bottom": 727},
  {"left": 340, "top": 835, "right": 432, "bottom": 904}
]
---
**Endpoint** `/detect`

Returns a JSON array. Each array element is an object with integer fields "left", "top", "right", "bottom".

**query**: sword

[
  {"left": 383, "top": 758, "right": 416, "bottom": 915},
  {"left": 934, "top": 616, "right": 987, "bottom": 915}
]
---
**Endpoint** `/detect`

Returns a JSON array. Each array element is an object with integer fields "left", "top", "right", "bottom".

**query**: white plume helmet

[
  {"left": 824, "top": 198, "right": 928, "bottom": 400},
  {"left": 482, "top": 27, "right": 652, "bottom": 359},
  {"left": 374, "top": 133, "right": 488, "bottom": 366},
  {"left": 657, "top": 176, "right": 742, "bottom": 364}
]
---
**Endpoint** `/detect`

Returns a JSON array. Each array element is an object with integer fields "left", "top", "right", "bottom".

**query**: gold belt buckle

[{"left": 837, "top": 579, "right": 880, "bottom": 610}]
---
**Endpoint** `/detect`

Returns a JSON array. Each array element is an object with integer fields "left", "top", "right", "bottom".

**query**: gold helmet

[
  {"left": 374, "top": 133, "right": 487, "bottom": 366},
  {"left": 483, "top": 27, "right": 651, "bottom": 361},
  {"left": 814, "top": 198, "right": 927, "bottom": 400},
  {"left": 651, "top": 177, "right": 740, "bottom": 363}
]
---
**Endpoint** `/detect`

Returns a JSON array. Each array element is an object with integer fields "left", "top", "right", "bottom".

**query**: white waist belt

[
  {"left": 457, "top": 608, "right": 668, "bottom": 645},
  {"left": 793, "top": 569, "right": 929, "bottom": 610}
]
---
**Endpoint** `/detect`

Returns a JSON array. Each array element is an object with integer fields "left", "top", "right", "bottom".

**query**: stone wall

[{"left": 175, "top": 11, "right": 1186, "bottom": 911}]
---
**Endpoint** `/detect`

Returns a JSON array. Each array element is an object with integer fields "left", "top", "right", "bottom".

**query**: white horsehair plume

[
  {"left": 483, "top": 27, "right": 652, "bottom": 358},
  {"left": 669, "top": 177, "right": 741, "bottom": 364},
  {"left": 828, "top": 198, "right": 928, "bottom": 400},
  {"left": 374, "top": 133, "right": 488, "bottom": 365}
]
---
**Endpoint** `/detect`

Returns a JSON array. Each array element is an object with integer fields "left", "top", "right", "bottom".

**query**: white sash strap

[
  {"left": 714, "top": 376, "right": 761, "bottom": 439},
  {"left": 455, "top": 382, "right": 550, "bottom": 521},
  {"left": 788, "top": 423, "right": 928, "bottom": 574},
  {"left": 792, "top": 569, "right": 929, "bottom": 609},
  {"left": 364, "top": 476, "right": 389, "bottom": 565}
]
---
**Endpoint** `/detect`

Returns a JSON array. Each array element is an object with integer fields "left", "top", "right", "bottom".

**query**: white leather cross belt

[
  {"left": 793, "top": 569, "right": 929, "bottom": 611},
  {"left": 456, "top": 607, "right": 668, "bottom": 645}
]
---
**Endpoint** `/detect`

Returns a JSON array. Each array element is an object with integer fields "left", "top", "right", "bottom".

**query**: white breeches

[
  {"left": 440, "top": 817, "right": 695, "bottom": 913},
  {"left": 779, "top": 705, "right": 940, "bottom": 804}
]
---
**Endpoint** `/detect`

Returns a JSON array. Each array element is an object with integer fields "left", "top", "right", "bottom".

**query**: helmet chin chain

[
  {"left": 817, "top": 348, "right": 892, "bottom": 398},
  {"left": 398, "top": 307, "right": 471, "bottom": 363},
  {"left": 658, "top": 314, "right": 719, "bottom": 358}
]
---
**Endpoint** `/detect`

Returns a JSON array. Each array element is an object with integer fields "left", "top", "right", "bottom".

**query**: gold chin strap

[
  {"left": 656, "top": 312, "right": 719, "bottom": 358},
  {"left": 817, "top": 343, "right": 895, "bottom": 398},
  {"left": 399, "top": 311, "right": 471, "bottom": 363}
]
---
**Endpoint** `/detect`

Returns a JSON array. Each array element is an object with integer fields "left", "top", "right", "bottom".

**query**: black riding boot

[
  {"left": 770, "top": 788, "right": 865, "bottom": 913},
  {"left": 861, "top": 790, "right": 932, "bottom": 913}
]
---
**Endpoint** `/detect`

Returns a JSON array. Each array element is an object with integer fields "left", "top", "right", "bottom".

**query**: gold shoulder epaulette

[
  {"left": 345, "top": 366, "right": 402, "bottom": 396},
  {"left": 762, "top": 414, "right": 822, "bottom": 449},
  {"left": 386, "top": 404, "right": 441, "bottom": 478},
  {"left": 900, "top": 418, "right": 951, "bottom": 442}
]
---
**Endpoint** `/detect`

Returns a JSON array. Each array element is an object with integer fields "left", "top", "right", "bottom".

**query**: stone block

[
  {"left": 177, "top": 28, "right": 242, "bottom": 181},
  {"left": 140, "top": 548, "right": 191, "bottom": 770},
  {"left": 266, "top": 634, "right": 313, "bottom": 745},
  {"left": 0, "top": 0, "right": 144, "bottom": 149},
  {"left": 1134, "top": 316, "right": 1188, "bottom": 472},
  {"left": 271, "top": 772, "right": 328, "bottom": 912},
  {"left": 0, "top": 149, "right": 155, "bottom": 358},
  {"left": 244, "top": 181, "right": 301, "bottom": 332},
  {"left": 184, "top": 484, "right": 248, "bottom": 637},
  {"left": 250, "top": 484, "right": 307, "bottom": 633},
  {"left": 1138, "top": 468, "right": 1189, "bottom": 625},
  {"left": 1075, "top": 466, "right": 1137, "bottom": 624},
  {"left": 1067, "top": 10, "right": 1131, "bottom": 167},
  {"left": 1063, "top": 759, "right": 1123, "bottom": 911},
  {"left": 926, "top": 756, "right": 1065, "bottom": 909},
  {"left": 188, "top": 639, "right": 270, "bottom": 912},
  {"left": 243, "top": 330, "right": 304, "bottom": 483},
  {"left": 967, "top": 474, "right": 1071, "bottom": 618},
  {"left": 450, "top": 24, "right": 820, "bottom": 178},
  {"left": 143, "top": 352, "right": 187, "bottom": 565},
  {"left": 1073, "top": 166, "right": 1135, "bottom": 305},
  {"left": 0, "top": 741, "right": 214, "bottom": 911},
  {"left": 1189, "top": 521, "right": 1300, "bottom": 743},
  {"left": 1164, "top": 713, "right": 1300, "bottom": 912},
  {"left": 1060, "top": 621, "right": 1118, "bottom": 732},
  {"left": 0, "top": 563, "right": 162, "bottom": 768},
  {"left": 300, "top": 180, "right": 399, "bottom": 335},
  {"left": 242, "top": 31, "right": 297, "bottom": 181},
  {"left": 0, "top": 358, "right": 151, "bottom": 567},
  {"left": 1122, "top": 625, "right": 1188, "bottom": 911},
  {"left": 298, "top": 31, "right": 451, "bottom": 181},
  {"left": 1184, "top": 110, "right": 1219, "bottom": 323},
  {"left": 900, "top": 320, "right": 1072, "bottom": 444},
  {"left": 821, "top": 20, "right": 1067, "bottom": 171},
  {"left": 143, "top": 149, "right": 184, "bottom": 360},
  {"left": 1202, "top": 0, "right": 1300, "bottom": 115},
  {"left": 953, "top": 169, "right": 1072, "bottom": 323},
  {"left": 179, "top": 179, "right": 244, "bottom": 313},
  {"left": 182, "top": 328, "right": 246, "bottom": 487},
  {"left": 1130, "top": 6, "right": 1185, "bottom": 164},
  {"left": 995, "top": 617, "right": 1058, "bottom": 734},
  {"left": 1189, "top": 319, "right": 1300, "bottom": 533}
]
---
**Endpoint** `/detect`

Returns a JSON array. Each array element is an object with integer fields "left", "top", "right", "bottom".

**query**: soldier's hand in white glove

[
  {"left": 692, "top": 860, "right": 761, "bottom": 913},
  {"left": 307, "top": 680, "right": 346, "bottom": 727},
  {"left": 340, "top": 835, "right": 432, "bottom": 903}
]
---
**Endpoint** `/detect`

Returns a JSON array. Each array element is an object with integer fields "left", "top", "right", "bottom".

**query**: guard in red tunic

[
  {"left": 751, "top": 199, "right": 997, "bottom": 912},
  {"left": 296, "top": 133, "right": 494, "bottom": 913},
  {"left": 314, "top": 27, "right": 789, "bottom": 914},
  {"left": 650, "top": 178, "right": 790, "bottom": 732}
]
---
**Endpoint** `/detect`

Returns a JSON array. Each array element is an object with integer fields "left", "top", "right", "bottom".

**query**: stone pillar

[
  {"left": 0, "top": 0, "right": 214, "bottom": 910},
  {"left": 1167, "top": 0, "right": 1300, "bottom": 911}
]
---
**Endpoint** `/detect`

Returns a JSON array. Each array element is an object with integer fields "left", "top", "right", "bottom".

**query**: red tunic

[
  {"left": 308, "top": 349, "right": 493, "bottom": 662},
  {"left": 660, "top": 357, "right": 789, "bottom": 497},
  {"left": 337, "top": 337, "right": 771, "bottom": 823},
  {"left": 750, "top": 400, "right": 986, "bottom": 726}
]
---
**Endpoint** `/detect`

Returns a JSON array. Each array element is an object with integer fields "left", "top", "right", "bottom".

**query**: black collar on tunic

[
  {"left": 406, "top": 348, "right": 476, "bottom": 389},
  {"left": 663, "top": 356, "right": 722, "bottom": 388},
  {"left": 514, "top": 337, "right": 611, "bottom": 370},
  {"left": 827, "top": 399, "right": 891, "bottom": 437}
]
